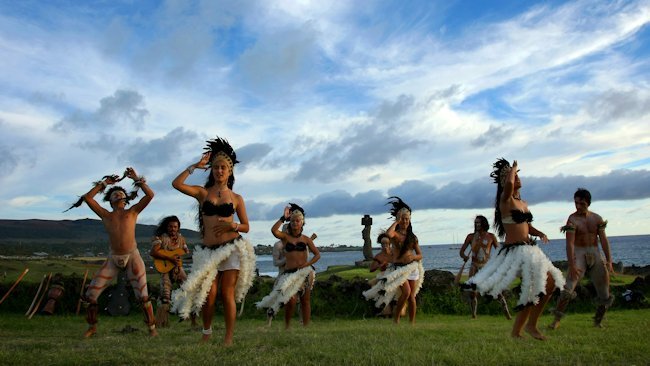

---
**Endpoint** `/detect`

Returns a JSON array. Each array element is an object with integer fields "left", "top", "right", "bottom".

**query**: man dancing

[
  {"left": 76, "top": 167, "right": 157, "bottom": 337},
  {"left": 549, "top": 188, "right": 614, "bottom": 329},
  {"left": 459, "top": 215, "right": 511, "bottom": 319}
]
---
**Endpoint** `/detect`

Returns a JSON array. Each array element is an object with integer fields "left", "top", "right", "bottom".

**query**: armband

[
  {"left": 560, "top": 224, "right": 575, "bottom": 233},
  {"left": 597, "top": 220, "right": 608, "bottom": 230}
]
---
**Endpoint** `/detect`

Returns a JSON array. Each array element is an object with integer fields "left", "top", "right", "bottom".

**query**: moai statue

[{"left": 361, "top": 214, "right": 373, "bottom": 260}]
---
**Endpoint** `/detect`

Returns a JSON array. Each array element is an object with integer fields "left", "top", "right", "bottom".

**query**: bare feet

[
  {"left": 200, "top": 328, "right": 212, "bottom": 343},
  {"left": 224, "top": 338, "right": 233, "bottom": 347},
  {"left": 524, "top": 326, "right": 547, "bottom": 340},
  {"left": 548, "top": 320, "right": 560, "bottom": 330},
  {"left": 83, "top": 325, "right": 97, "bottom": 338},
  {"left": 149, "top": 327, "right": 158, "bottom": 337},
  {"left": 511, "top": 333, "right": 525, "bottom": 339}
]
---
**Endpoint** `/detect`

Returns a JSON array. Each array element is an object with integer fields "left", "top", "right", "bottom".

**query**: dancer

[
  {"left": 369, "top": 233, "right": 392, "bottom": 273},
  {"left": 549, "top": 188, "right": 613, "bottom": 329},
  {"left": 363, "top": 197, "right": 424, "bottom": 324},
  {"left": 74, "top": 167, "right": 157, "bottom": 338},
  {"left": 272, "top": 223, "right": 290, "bottom": 275},
  {"left": 459, "top": 215, "right": 511, "bottom": 319},
  {"left": 149, "top": 215, "right": 197, "bottom": 328},
  {"left": 463, "top": 159, "right": 565, "bottom": 340},
  {"left": 171, "top": 137, "right": 256, "bottom": 346},
  {"left": 367, "top": 233, "right": 401, "bottom": 317},
  {"left": 257, "top": 204, "right": 321, "bottom": 329}
]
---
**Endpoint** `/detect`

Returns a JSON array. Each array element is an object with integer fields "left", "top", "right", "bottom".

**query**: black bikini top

[
  {"left": 502, "top": 209, "right": 533, "bottom": 224},
  {"left": 202, "top": 201, "right": 235, "bottom": 217},
  {"left": 285, "top": 242, "right": 307, "bottom": 252}
]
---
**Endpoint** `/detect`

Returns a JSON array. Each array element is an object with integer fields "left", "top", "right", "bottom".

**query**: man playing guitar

[{"left": 150, "top": 216, "right": 195, "bottom": 327}]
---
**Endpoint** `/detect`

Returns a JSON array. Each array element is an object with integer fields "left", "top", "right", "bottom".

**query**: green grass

[
  {"left": 317, "top": 265, "right": 373, "bottom": 281},
  {"left": 0, "top": 258, "right": 101, "bottom": 284},
  {"left": 319, "top": 265, "right": 642, "bottom": 287},
  {"left": 0, "top": 310, "right": 647, "bottom": 365}
]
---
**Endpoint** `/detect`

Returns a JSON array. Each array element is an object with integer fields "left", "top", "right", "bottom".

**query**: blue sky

[{"left": 1, "top": 0, "right": 649, "bottom": 246}]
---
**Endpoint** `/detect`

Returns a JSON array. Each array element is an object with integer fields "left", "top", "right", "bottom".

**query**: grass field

[{"left": 0, "top": 309, "right": 647, "bottom": 365}]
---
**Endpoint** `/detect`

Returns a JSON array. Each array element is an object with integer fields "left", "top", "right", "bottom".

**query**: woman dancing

[
  {"left": 170, "top": 137, "right": 256, "bottom": 346},
  {"left": 363, "top": 197, "right": 424, "bottom": 324},
  {"left": 464, "top": 159, "right": 565, "bottom": 340},
  {"left": 257, "top": 204, "right": 320, "bottom": 329}
]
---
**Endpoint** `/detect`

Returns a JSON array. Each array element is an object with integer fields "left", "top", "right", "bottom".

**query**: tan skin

[
  {"left": 83, "top": 168, "right": 154, "bottom": 256},
  {"left": 459, "top": 220, "right": 500, "bottom": 269},
  {"left": 565, "top": 197, "right": 613, "bottom": 279},
  {"left": 369, "top": 237, "right": 392, "bottom": 273},
  {"left": 271, "top": 207, "right": 321, "bottom": 329},
  {"left": 82, "top": 167, "right": 157, "bottom": 336},
  {"left": 459, "top": 219, "right": 499, "bottom": 310},
  {"left": 172, "top": 153, "right": 249, "bottom": 346},
  {"left": 150, "top": 221, "right": 189, "bottom": 267},
  {"left": 501, "top": 161, "right": 555, "bottom": 340},
  {"left": 386, "top": 210, "right": 423, "bottom": 325}
]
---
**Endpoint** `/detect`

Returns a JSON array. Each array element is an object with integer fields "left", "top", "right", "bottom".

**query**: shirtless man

[
  {"left": 81, "top": 167, "right": 157, "bottom": 337},
  {"left": 550, "top": 188, "right": 613, "bottom": 329},
  {"left": 459, "top": 215, "right": 511, "bottom": 319}
]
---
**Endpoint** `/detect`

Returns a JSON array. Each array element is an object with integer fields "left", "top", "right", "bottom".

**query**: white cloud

[
  {"left": 1, "top": 0, "right": 649, "bottom": 246},
  {"left": 8, "top": 196, "right": 48, "bottom": 207}
]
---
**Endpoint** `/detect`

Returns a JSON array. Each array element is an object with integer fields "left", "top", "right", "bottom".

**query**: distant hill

[
  {"left": 0, "top": 218, "right": 201, "bottom": 241},
  {"left": 0, "top": 218, "right": 201, "bottom": 256}
]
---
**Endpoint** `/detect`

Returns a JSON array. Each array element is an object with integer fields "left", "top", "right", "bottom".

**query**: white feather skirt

[
  {"left": 170, "top": 236, "right": 256, "bottom": 319},
  {"left": 466, "top": 244, "right": 565, "bottom": 309},
  {"left": 256, "top": 267, "right": 315, "bottom": 315},
  {"left": 362, "top": 261, "right": 425, "bottom": 308}
]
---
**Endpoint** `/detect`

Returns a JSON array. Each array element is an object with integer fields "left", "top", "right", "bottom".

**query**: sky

[{"left": 1, "top": 0, "right": 650, "bottom": 247}]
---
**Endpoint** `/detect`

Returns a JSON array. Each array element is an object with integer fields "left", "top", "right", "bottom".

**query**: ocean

[{"left": 256, "top": 234, "right": 650, "bottom": 277}]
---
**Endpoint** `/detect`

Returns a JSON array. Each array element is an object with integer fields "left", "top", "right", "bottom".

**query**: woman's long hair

[
  {"left": 197, "top": 137, "right": 238, "bottom": 237},
  {"left": 397, "top": 221, "right": 417, "bottom": 258},
  {"left": 490, "top": 158, "right": 511, "bottom": 239},
  {"left": 387, "top": 196, "right": 417, "bottom": 258},
  {"left": 197, "top": 172, "right": 236, "bottom": 237}
]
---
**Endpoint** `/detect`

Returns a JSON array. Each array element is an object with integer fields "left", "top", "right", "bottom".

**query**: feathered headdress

[
  {"left": 387, "top": 196, "right": 411, "bottom": 218},
  {"left": 490, "top": 158, "right": 512, "bottom": 186},
  {"left": 204, "top": 137, "right": 239, "bottom": 169},
  {"left": 288, "top": 203, "right": 305, "bottom": 219}
]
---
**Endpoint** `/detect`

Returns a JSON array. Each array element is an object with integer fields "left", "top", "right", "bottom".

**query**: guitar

[{"left": 153, "top": 248, "right": 186, "bottom": 274}]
